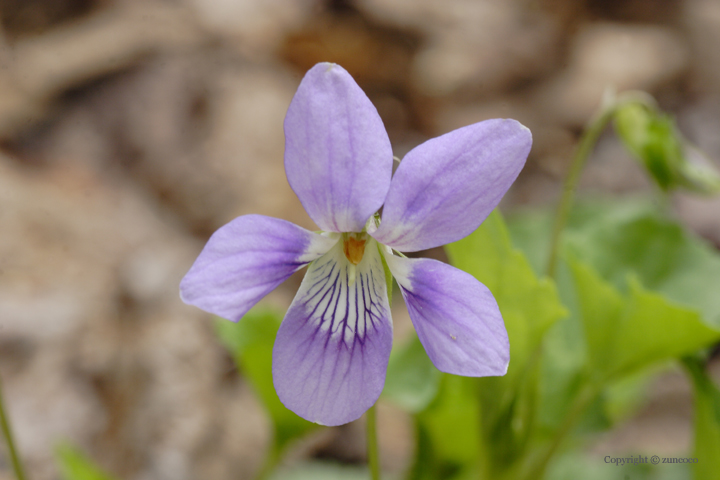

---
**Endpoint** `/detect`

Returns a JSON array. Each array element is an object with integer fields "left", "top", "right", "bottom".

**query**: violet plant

[
  {"left": 189, "top": 66, "right": 720, "bottom": 480},
  {"left": 3, "top": 63, "right": 720, "bottom": 480}
]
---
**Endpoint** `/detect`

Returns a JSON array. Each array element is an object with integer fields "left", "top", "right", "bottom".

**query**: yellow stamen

[{"left": 343, "top": 236, "right": 367, "bottom": 265}]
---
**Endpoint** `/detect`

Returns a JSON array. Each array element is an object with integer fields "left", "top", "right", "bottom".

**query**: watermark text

[{"left": 604, "top": 455, "right": 698, "bottom": 466}]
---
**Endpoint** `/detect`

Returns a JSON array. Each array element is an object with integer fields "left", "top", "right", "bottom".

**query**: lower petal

[
  {"left": 273, "top": 239, "right": 393, "bottom": 426},
  {"left": 386, "top": 254, "right": 509, "bottom": 377},
  {"left": 180, "top": 215, "right": 338, "bottom": 322}
]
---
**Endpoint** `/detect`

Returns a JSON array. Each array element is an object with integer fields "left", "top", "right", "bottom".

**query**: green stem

[
  {"left": 546, "top": 108, "right": 614, "bottom": 277},
  {"left": 366, "top": 405, "right": 380, "bottom": 480},
  {"left": 474, "top": 384, "right": 493, "bottom": 480},
  {"left": 365, "top": 248, "right": 395, "bottom": 480},
  {"left": 0, "top": 375, "right": 28, "bottom": 480},
  {"left": 522, "top": 383, "right": 600, "bottom": 480},
  {"left": 545, "top": 91, "right": 657, "bottom": 278}
]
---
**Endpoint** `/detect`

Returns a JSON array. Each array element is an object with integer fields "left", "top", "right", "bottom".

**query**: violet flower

[{"left": 180, "top": 63, "right": 532, "bottom": 426}]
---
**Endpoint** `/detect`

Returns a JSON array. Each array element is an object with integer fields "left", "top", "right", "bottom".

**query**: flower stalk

[
  {"left": 546, "top": 91, "right": 656, "bottom": 278},
  {"left": 365, "top": 257, "right": 396, "bottom": 480},
  {"left": 0, "top": 375, "right": 28, "bottom": 480},
  {"left": 521, "top": 382, "right": 600, "bottom": 480},
  {"left": 366, "top": 405, "right": 380, "bottom": 480}
]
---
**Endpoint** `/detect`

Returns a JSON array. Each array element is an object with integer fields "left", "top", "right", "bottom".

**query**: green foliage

[
  {"left": 514, "top": 201, "right": 720, "bottom": 395},
  {"left": 55, "top": 443, "right": 118, "bottom": 480},
  {"left": 409, "top": 375, "right": 483, "bottom": 480},
  {"left": 534, "top": 265, "right": 595, "bottom": 436},
  {"left": 569, "top": 259, "right": 720, "bottom": 380},
  {"left": 215, "top": 308, "right": 317, "bottom": 455},
  {"left": 510, "top": 199, "right": 720, "bottom": 329},
  {"left": 563, "top": 202, "right": 720, "bottom": 329},
  {"left": 383, "top": 333, "right": 442, "bottom": 413},
  {"left": 504, "top": 199, "right": 720, "bottom": 477}
]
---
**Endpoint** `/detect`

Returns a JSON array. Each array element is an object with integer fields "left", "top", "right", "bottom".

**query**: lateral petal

[
  {"left": 386, "top": 254, "right": 509, "bottom": 376},
  {"left": 273, "top": 238, "right": 393, "bottom": 426},
  {"left": 180, "top": 215, "right": 338, "bottom": 322},
  {"left": 372, "top": 119, "right": 531, "bottom": 251},
  {"left": 284, "top": 63, "right": 393, "bottom": 233}
]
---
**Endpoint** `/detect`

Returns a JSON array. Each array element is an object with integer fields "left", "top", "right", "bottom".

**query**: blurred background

[{"left": 1, "top": 0, "right": 720, "bottom": 479}]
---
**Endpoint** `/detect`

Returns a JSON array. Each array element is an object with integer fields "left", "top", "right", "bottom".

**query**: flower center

[{"left": 343, "top": 233, "right": 367, "bottom": 265}]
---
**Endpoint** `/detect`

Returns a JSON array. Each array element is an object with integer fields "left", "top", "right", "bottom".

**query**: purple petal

[
  {"left": 273, "top": 238, "right": 392, "bottom": 425},
  {"left": 386, "top": 254, "right": 509, "bottom": 376},
  {"left": 180, "top": 215, "right": 338, "bottom": 322},
  {"left": 372, "top": 119, "right": 531, "bottom": 252},
  {"left": 284, "top": 63, "right": 393, "bottom": 233}
]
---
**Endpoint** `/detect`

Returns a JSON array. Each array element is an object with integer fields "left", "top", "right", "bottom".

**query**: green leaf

[
  {"left": 382, "top": 333, "right": 442, "bottom": 413},
  {"left": 446, "top": 210, "right": 567, "bottom": 387},
  {"left": 409, "top": 375, "right": 483, "bottom": 480},
  {"left": 613, "top": 279, "right": 719, "bottom": 375},
  {"left": 215, "top": 308, "right": 317, "bottom": 453},
  {"left": 569, "top": 258, "right": 720, "bottom": 379},
  {"left": 564, "top": 203, "right": 720, "bottom": 329},
  {"left": 534, "top": 263, "right": 612, "bottom": 438},
  {"left": 567, "top": 259, "right": 623, "bottom": 373},
  {"left": 55, "top": 443, "right": 118, "bottom": 480},
  {"left": 535, "top": 309, "right": 588, "bottom": 434},
  {"left": 503, "top": 208, "right": 554, "bottom": 276},
  {"left": 506, "top": 200, "right": 650, "bottom": 277}
]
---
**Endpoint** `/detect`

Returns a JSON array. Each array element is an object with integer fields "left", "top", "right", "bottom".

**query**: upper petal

[
  {"left": 372, "top": 119, "right": 531, "bottom": 251},
  {"left": 284, "top": 63, "right": 393, "bottom": 232},
  {"left": 273, "top": 238, "right": 393, "bottom": 426},
  {"left": 386, "top": 254, "right": 509, "bottom": 376},
  {"left": 180, "top": 214, "right": 338, "bottom": 322}
]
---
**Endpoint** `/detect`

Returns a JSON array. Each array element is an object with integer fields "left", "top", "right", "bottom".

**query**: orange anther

[{"left": 343, "top": 236, "right": 367, "bottom": 265}]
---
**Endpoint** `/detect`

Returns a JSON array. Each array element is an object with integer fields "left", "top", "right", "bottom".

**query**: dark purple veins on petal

[{"left": 272, "top": 240, "right": 393, "bottom": 426}]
